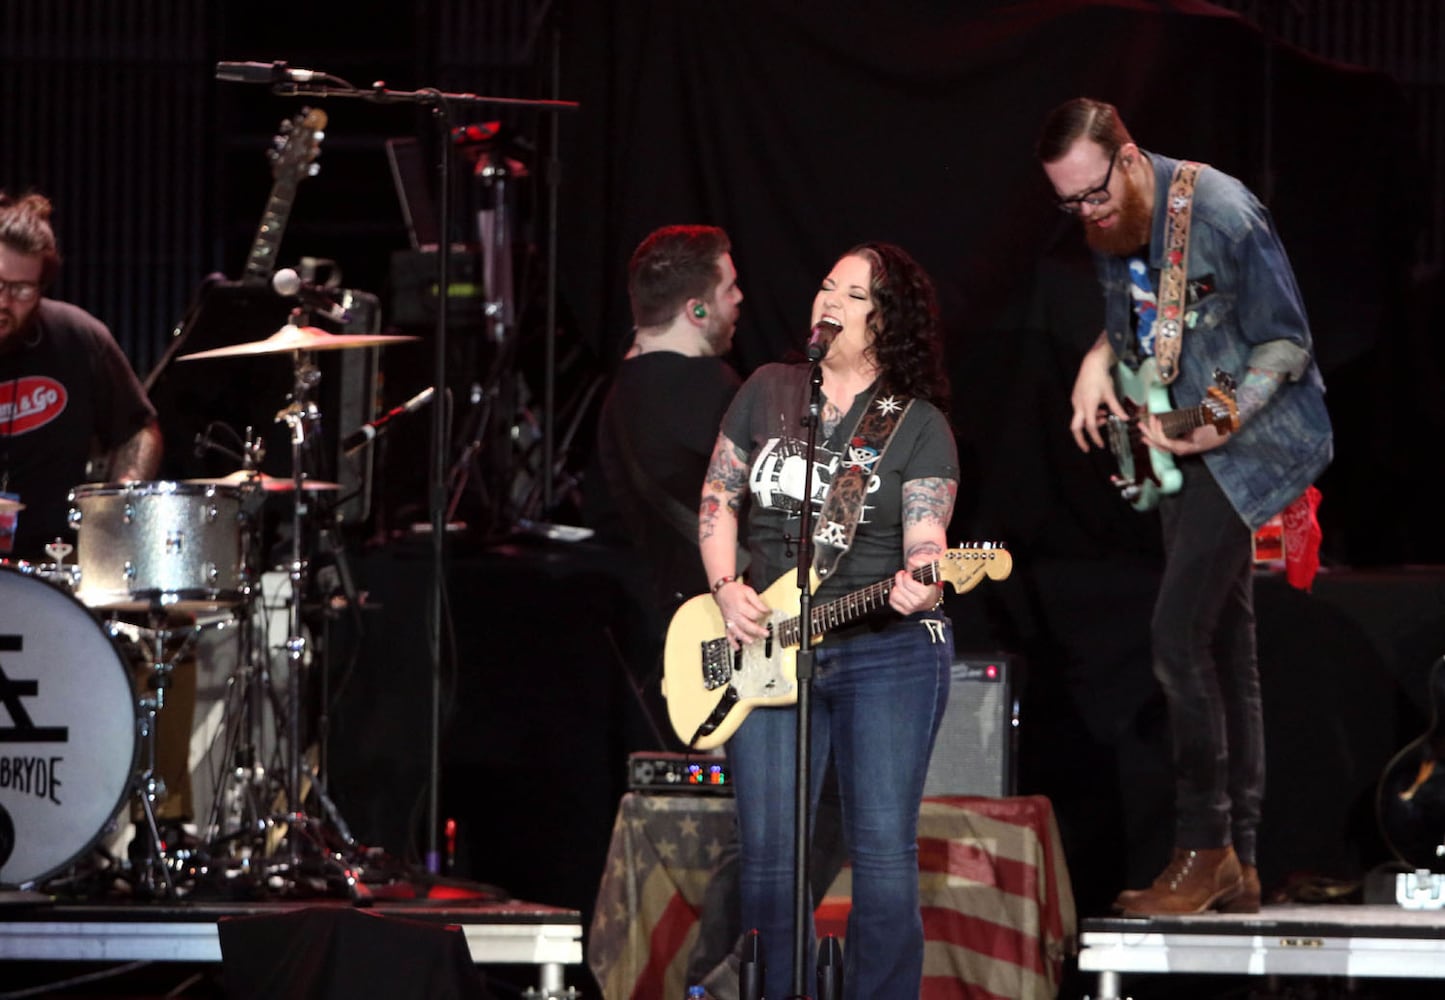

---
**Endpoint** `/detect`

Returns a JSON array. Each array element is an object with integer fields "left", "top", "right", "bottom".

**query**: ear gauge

[{"left": 693, "top": 304, "right": 707, "bottom": 319}]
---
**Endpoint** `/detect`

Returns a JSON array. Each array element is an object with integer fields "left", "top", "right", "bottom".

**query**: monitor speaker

[{"left": 923, "top": 651, "right": 1020, "bottom": 798}]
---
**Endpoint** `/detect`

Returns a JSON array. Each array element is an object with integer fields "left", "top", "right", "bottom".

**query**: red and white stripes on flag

[{"left": 589, "top": 793, "right": 1076, "bottom": 999}]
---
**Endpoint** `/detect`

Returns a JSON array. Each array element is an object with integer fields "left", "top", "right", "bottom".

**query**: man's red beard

[{"left": 1084, "top": 170, "right": 1153, "bottom": 256}]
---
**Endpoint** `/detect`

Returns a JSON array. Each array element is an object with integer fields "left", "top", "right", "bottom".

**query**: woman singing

[{"left": 699, "top": 242, "right": 958, "bottom": 998}]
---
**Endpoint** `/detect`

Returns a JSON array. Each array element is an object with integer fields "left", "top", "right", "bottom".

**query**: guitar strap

[
  {"left": 1152, "top": 159, "right": 1206, "bottom": 386},
  {"left": 812, "top": 388, "right": 914, "bottom": 581}
]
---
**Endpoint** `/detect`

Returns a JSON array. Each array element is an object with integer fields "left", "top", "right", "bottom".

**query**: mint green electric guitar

[{"left": 1104, "top": 358, "right": 1238, "bottom": 511}]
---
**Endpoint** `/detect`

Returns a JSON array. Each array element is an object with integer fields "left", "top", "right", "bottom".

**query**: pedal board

[{"left": 627, "top": 752, "right": 733, "bottom": 795}]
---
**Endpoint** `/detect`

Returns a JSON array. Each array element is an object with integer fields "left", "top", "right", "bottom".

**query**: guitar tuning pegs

[{"left": 307, "top": 163, "right": 321, "bottom": 177}]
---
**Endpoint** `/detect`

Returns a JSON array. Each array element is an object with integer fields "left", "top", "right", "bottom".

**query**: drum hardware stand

[
  {"left": 119, "top": 612, "right": 212, "bottom": 899},
  {"left": 265, "top": 328, "right": 367, "bottom": 899},
  {"left": 275, "top": 340, "right": 322, "bottom": 871},
  {"left": 198, "top": 592, "right": 274, "bottom": 863}
]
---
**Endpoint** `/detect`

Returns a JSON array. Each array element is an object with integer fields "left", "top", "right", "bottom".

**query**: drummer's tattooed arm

[{"left": 110, "top": 420, "right": 163, "bottom": 481}]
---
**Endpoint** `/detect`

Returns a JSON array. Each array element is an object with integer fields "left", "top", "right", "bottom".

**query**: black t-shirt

[
  {"left": 720, "top": 363, "right": 958, "bottom": 601},
  {"left": 591, "top": 351, "right": 742, "bottom": 612},
  {"left": 0, "top": 299, "right": 156, "bottom": 560}
]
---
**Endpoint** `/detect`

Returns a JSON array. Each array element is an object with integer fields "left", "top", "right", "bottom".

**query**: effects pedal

[{"left": 627, "top": 751, "right": 733, "bottom": 794}]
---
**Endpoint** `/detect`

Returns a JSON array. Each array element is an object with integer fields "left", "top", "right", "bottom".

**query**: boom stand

[{"left": 243, "top": 66, "right": 578, "bottom": 873}]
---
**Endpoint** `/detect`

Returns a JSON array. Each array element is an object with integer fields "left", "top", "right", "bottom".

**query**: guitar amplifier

[
  {"left": 628, "top": 752, "right": 733, "bottom": 795},
  {"left": 924, "top": 652, "right": 1021, "bottom": 798}
]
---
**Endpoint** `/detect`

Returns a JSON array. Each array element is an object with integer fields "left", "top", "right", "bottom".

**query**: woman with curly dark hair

[{"left": 697, "top": 242, "right": 958, "bottom": 998}]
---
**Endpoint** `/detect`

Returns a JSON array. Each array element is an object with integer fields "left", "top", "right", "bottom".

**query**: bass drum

[{"left": 0, "top": 563, "right": 138, "bottom": 888}]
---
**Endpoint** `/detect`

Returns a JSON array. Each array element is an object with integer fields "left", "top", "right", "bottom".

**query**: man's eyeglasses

[
  {"left": 0, "top": 279, "right": 41, "bottom": 302},
  {"left": 1056, "top": 148, "right": 1119, "bottom": 215}
]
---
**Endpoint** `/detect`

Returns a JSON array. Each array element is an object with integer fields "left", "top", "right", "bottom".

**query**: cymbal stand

[
  {"left": 275, "top": 344, "right": 321, "bottom": 871},
  {"left": 272, "top": 339, "right": 365, "bottom": 897}
]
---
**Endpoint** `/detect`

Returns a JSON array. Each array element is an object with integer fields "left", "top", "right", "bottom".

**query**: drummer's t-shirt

[{"left": 0, "top": 299, "right": 156, "bottom": 561}]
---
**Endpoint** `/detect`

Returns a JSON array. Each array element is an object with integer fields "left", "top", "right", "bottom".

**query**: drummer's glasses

[{"left": 0, "top": 279, "right": 41, "bottom": 302}]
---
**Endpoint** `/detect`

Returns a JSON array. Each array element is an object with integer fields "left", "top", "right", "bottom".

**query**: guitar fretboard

[
  {"left": 242, "top": 182, "right": 302, "bottom": 285},
  {"left": 1158, "top": 404, "right": 1211, "bottom": 439},
  {"left": 776, "top": 562, "right": 941, "bottom": 648}
]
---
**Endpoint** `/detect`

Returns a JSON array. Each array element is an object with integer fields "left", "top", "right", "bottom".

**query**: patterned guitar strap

[
  {"left": 811, "top": 389, "right": 915, "bottom": 581},
  {"left": 1153, "top": 160, "right": 1206, "bottom": 386}
]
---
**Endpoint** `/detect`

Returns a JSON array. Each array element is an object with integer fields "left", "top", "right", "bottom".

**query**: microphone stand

[
  {"left": 788, "top": 356, "right": 827, "bottom": 999},
  {"left": 232, "top": 68, "right": 579, "bottom": 874}
]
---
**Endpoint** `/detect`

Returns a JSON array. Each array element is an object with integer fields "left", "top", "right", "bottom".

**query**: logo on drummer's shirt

[{"left": 0, "top": 377, "right": 68, "bottom": 435}]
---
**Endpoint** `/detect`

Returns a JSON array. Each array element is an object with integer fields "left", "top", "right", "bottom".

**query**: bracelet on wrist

[{"left": 711, "top": 574, "right": 739, "bottom": 596}]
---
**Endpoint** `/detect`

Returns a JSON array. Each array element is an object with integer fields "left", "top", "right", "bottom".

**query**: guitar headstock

[
  {"left": 1203, "top": 386, "right": 1239, "bottom": 434},
  {"left": 937, "top": 543, "right": 1013, "bottom": 595},
  {"left": 268, "top": 107, "right": 327, "bottom": 183}
]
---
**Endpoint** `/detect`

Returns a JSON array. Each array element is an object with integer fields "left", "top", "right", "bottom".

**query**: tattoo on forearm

[
  {"left": 905, "top": 539, "right": 944, "bottom": 564},
  {"left": 699, "top": 495, "right": 721, "bottom": 543},
  {"left": 700, "top": 438, "right": 751, "bottom": 542},
  {"left": 1235, "top": 367, "right": 1284, "bottom": 424},
  {"left": 901, "top": 477, "right": 957, "bottom": 528}
]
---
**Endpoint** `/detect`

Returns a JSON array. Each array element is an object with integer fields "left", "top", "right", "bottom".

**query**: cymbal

[
  {"left": 0, "top": 496, "right": 24, "bottom": 512},
  {"left": 177, "top": 324, "right": 418, "bottom": 361},
  {"left": 186, "top": 471, "right": 342, "bottom": 493}
]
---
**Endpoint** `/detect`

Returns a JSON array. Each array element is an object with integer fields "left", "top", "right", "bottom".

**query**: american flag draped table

[{"left": 588, "top": 792, "right": 1076, "bottom": 999}]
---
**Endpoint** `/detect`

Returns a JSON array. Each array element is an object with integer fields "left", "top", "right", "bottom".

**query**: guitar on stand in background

[
  {"left": 1377, "top": 654, "right": 1445, "bottom": 906},
  {"left": 1102, "top": 357, "right": 1238, "bottom": 510}
]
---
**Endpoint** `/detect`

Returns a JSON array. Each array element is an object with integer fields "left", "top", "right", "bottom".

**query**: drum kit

[{"left": 0, "top": 318, "right": 416, "bottom": 898}]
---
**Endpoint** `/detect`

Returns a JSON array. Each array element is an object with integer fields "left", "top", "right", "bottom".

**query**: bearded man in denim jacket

[{"left": 1036, "top": 97, "right": 1332, "bottom": 916}]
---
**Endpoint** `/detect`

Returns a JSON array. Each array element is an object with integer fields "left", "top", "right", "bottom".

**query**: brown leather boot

[
  {"left": 1218, "top": 863, "right": 1261, "bottom": 913},
  {"left": 1111, "top": 848, "right": 1197, "bottom": 912},
  {"left": 1121, "top": 846, "right": 1244, "bottom": 916}
]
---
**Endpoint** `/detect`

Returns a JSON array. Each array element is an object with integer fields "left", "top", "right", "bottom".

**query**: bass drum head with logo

[{"left": 0, "top": 565, "right": 138, "bottom": 888}]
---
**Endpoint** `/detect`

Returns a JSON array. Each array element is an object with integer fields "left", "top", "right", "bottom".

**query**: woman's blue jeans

[{"left": 727, "top": 613, "right": 953, "bottom": 1000}]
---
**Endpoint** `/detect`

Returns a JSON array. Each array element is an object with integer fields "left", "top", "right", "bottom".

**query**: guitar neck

[
  {"left": 241, "top": 180, "right": 300, "bottom": 286},
  {"left": 1157, "top": 403, "right": 1210, "bottom": 439},
  {"left": 778, "top": 562, "right": 939, "bottom": 648}
]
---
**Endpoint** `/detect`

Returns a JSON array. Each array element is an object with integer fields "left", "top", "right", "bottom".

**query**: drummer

[{"left": 0, "top": 190, "right": 161, "bottom": 560}]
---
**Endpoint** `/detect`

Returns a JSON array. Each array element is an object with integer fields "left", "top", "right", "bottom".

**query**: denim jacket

[{"left": 1095, "top": 150, "right": 1333, "bottom": 530}]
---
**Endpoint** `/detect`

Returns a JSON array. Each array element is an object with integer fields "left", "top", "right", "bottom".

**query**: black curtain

[{"left": 557, "top": 0, "right": 1425, "bottom": 565}]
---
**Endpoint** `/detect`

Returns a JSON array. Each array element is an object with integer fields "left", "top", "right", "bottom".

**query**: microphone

[
  {"left": 215, "top": 60, "right": 320, "bottom": 84},
  {"left": 807, "top": 317, "right": 843, "bottom": 362},
  {"left": 342, "top": 387, "right": 436, "bottom": 455},
  {"left": 272, "top": 268, "right": 350, "bottom": 325}
]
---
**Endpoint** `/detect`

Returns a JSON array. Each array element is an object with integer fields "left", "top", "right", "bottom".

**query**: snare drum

[
  {"left": 68, "top": 481, "right": 247, "bottom": 612},
  {"left": 0, "top": 564, "right": 138, "bottom": 888}
]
